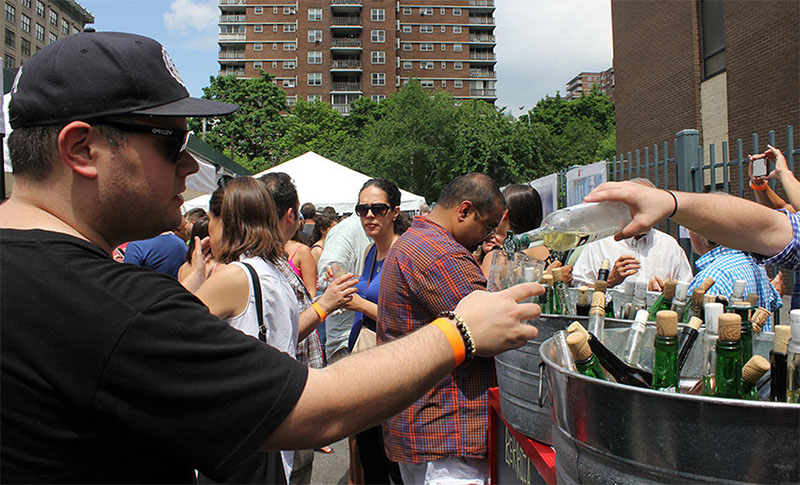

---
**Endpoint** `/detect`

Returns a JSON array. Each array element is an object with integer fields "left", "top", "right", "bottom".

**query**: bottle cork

[
  {"left": 552, "top": 267, "right": 563, "bottom": 282},
  {"left": 577, "top": 286, "right": 590, "bottom": 306},
  {"left": 703, "top": 293, "right": 717, "bottom": 305},
  {"left": 594, "top": 280, "right": 609, "bottom": 294},
  {"left": 688, "top": 316, "right": 703, "bottom": 331},
  {"left": 746, "top": 293, "right": 759, "bottom": 307},
  {"left": 718, "top": 313, "right": 742, "bottom": 341},
  {"left": 742, "top": 355, "right": 770, "bottom": 385},
  {"left": 541, "top": 273, "right": 553, "bottom": 286},
  {"left": 567, "top": 321, "right": 589, "bottom": 339},
  {"left": 600, "top": 259, "right": 610, "bottom": 271},
  {"left": 566, "top": 331, "right": 593, "bottom": 362},
  {"left": 662, "top": 279, "right": 676, "bottom": 300},
  {"left": 699, "top": 277, "right": 716, "bottom": 292},
  {"left": 750, "top": 307, "right": 770, "bottom": 334},
  {"left": 774, "top": 325, "right": 791, "bottom": 353},
  {"left": 590, "top": 291, "right": 606, "bottom": 309},
  {"left": 691, "top": 288, "right": 706, "bottom": 307},
  {"left": 656, "top": 310, "right": 678, "bottom": 337}
]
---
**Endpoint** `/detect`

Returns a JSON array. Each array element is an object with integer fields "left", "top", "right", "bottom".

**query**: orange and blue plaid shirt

[{"left": 377, "top": 216, "right": 493, "bottom": 464}]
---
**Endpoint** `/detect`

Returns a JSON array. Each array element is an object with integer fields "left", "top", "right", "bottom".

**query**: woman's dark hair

[
  {"left": 185, "top": 207, "right": 208, "bottom": 225},
  {"left": 502, "top": 184, "right": 543, "bottom": 233},
  {"left": 208, "top": 177, "right": 284, "bottom": 264},
  {"left": 185, "top": 216, "right": 209, "bottom": 262},
  {"left": 310, "top": 213, "right": 337, "bottom": 245},
  {"left": 359, "top": 178, "right": 406, "bottom": 235}
]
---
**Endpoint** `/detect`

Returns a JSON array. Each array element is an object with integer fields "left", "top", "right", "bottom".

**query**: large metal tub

[
  {"left": 494, "top": 314, "right": 628, "bottom": 445},
  {"left": 541, "top": 326, "right": 800, "bottom": 483}
]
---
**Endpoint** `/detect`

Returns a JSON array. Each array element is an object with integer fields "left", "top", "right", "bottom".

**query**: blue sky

[{"left": 79, "top": 0, "right": 612, "bottom": 117}]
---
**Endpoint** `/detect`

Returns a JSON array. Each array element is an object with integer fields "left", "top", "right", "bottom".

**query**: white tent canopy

[{"left": 183, "top": 151, "right": 426, "bottom": 215}]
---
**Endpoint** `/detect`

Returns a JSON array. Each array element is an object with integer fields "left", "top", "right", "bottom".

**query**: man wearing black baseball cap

[{"left": 0, "top": 32, "right": 540, "bottom": 483}]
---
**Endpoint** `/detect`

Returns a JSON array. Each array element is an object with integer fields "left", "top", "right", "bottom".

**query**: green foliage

[{"left": 275, "top": 99, "right": 351, "bottom": 161}]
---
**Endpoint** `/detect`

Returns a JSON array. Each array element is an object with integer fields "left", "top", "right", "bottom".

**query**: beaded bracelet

[{"left": 438, "top": 310, "right": 476, "bottom": 363}]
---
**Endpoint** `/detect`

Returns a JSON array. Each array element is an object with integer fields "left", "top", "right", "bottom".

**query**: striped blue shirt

[{"left": 754, "top": 209, "right": 800, "bottom": 273}]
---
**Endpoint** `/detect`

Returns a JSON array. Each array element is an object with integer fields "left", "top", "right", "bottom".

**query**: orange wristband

[
  {"left": 431, "top": 318, "right": 466, "bottom": 367},
  {"left": 312, "top": 302, "right": 327, "bottom": 320},
  {"left": 750, "top": 180, "right": 767, "bottom": 191}
]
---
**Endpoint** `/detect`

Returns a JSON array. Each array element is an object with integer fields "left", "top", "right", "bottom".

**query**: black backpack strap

[{"left": 241, "top": 262, "right": 266, "bottom": 343}]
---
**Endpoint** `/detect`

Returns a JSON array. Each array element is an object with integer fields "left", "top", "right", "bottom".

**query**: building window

[
  {"left": 308, "top": 29, "right": 322, "bottom": 43},
  {"left": 21, "top": 13, "right": 30, "bottom": 32},
  {"left": 35, "top": 0, "right": 42, "bottom": 16},
  {"left": 420, "top": 61, "right": 433, "bottom": 70},
  {"left": 420, "top": 7, "right": 432, "bottom": 16},
  {"left": 419, "top": 43, "right": 433, "bottom": 51},
  {"left": 308, "top": 8, "right": 322, "bottom": 21},
  {"left": 371, "top": 94, "right": 385, "bottom": 102},
  {"left": 254, "top": 43, "right": 263, "bottom": 51},
  {"left": 440, "top": 43, "right": 446, "bottom": 51},
  {"left": 701, "top": 0, "right": 726, "bottom": 79},
  {"left": 283, "top": 6, "right": 295, "bottom": 14},
  {"left": 254, "top": 6, "right": 262, "bottom": 14},
  {"left": 272, "top": 61, "right": 278, "bottom": 68},
  {"left": 402, "top": 61, "right": 411, "bottom": 69},
  {"left": 47, "top": 31, "right": 56, "bottom": 44},
  {"left": 454, "top": 80, "right": 463, "bottom": 87},
  {"left": 308, "top": 50, "right": 322, "bottom": 64},
  {"left": 72, "top": 26, "right": 79, "bottom": 34},
  {"left": 440, "top": 25, "right": 446, "bottom": 33},
  {"left": 453, "top": 43, "right": 462, "bottom": 52},
  {"left": 34, "top": 22, "right": 43, "bottom": 41},
  {"left": 283, "top": 78, "right": 295, "bottom": 88},
  {"left": 371, "top": 30, "right": 385, "bottom": 43},
  {"left": 421, "top": 80, "right": 434, "bottom": 88},
  {"left": 273, "top": 24, "right": 278, "bottom": 32},
  {"left": 273, "top": 6, "right": 278, "bottom": 13},
  {"left": 454, "top": 61, "right": 462, "bottom": 70},
  {"left": 254, "top": 24, "right": 263, "bottom": 32},
  {"left": 440, "top": 7, "right": 446, "bottom": 15},
  {"left": 370, "top": 8, "right": 384, "bottom": 21},
  {"left": 307, "top": 72, "right": 322, "bottom": 86},
  {"left": 61, "top": 19, "right": 68, "bottom": 35},
  {"left": 272, "top": 43, "right": 278, "bottom": 50},
  {"left": 283, "top": 60, "right": 296, "bottom": 69},
  {"left": 5, "top": 3, "right": 15, "bottom": 23},
  {"left": 453, "top": 25, "right": 461, "bottom": 33},
  {"left": 20, "top": 37, "right": 30, "bottom": 55},
  {"left": 441, "top": 79, "right": 446, "bottom": 87},
  {"left": 286, "top": 96, "right": 296, "bottom": 107},
  {"left": 371, "top": 72, "right": 385, "bottom": 86},
  {"left": 402, "top": 25, "right": 411, "bottom": 33},
  {"left": 402, "top": 7, "right": 411, "bottom": 15},
  {"left": 308, "top": 94, "right": 322, "bottom": 102},
  {"left": 441, "top": 61, "right": 446, "bottom": 69},
  {"left": 284, "top": 42, "right": 296, "bottom": 50},
  {"left": 420, "top": 25, "right": 433, "bottom": 33},
  {"left": 254, "top": 61, "right": 262, "bottom": 69},
  {"left": 453, "top": 7, "right": 462, "bottom": 16},
  {"left": 4, "top": 28, "right": 14, "bottom": 47},
  {"left": 21, "top": 0, "right": 30, "bottom": 8},
  {"left": 371, "top": 50, "right": 385, "bottom": 64},
  {"left": 283, "top": 24, "right": 296, "bottom": 32},
  {"left": 48, "top": 9, "right": 56, "bottom": 26},
  {"left": 402, "top": 43, "right": 411, "bottom": 51},
  {"left": 4, "top": 54, "right": 14, "bottom": 68}
]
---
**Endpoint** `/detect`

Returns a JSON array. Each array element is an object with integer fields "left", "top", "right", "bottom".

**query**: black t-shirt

[{"left": 0, "top": 229, "right": 309, "bottom": 483}]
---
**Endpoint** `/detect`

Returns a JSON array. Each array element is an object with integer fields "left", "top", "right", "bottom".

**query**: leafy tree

[{"left": 274, "top": 99, "right": 351, "bottom": 161}]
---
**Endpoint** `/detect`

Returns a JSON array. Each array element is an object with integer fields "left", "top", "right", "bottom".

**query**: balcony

[
  {"left": 331, "top": 17, "right": 362, "bottom": 28},
  {"left": 469, "top": 51, "right": 496, "bottom": 61},
  {"left": 332, "top": 104, "right": 351, "bottom": 114},
  {"left": 330, "top": 59, "right": 362, "bottom": 70},
  {"left": 218, "top": 50, "right": 245, "bottom": 59},
  {"left": 469, "top": 69, "right": 495, "bottom": 78},
  {"left": 219, "top": 0, "right": 245, "bottom": 7},
  {"left": 331, "top": 81, "right": 362, "bottom": 91},
  {"left": 469, "top": 34, "right": 496, "bottom": 44},
  {"left": 468, "top": 16, "right": 495, "bottom": 25},
  {"left": 331, "top": 38, "right": 362, "bottom": 49},
  {"left": 219, "top": 33, "right": 247, "bottom": 41},
  {"left": 331, "top": 0, "right": 362, "bottom": 13},
  {"left": 218, "top": 69, "right": 245, "bottom": 77},
  {"left": 470, "top": 88, "right": 497, "bottom": 97},
  {"left": 220, "top": 14, "right": 246, "bottom": 22},
  {"left": 468, "top": 0, "right": 495, "bottom": 12}
]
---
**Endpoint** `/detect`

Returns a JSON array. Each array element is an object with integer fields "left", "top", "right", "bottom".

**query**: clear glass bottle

[
  {"left": 714, "top": 313, "right": 744, "bottom": 399},
  {"left": 587, "top": 290, "right": 606, "bottom": 342},
  {"left": 628, "top": 280, "right": 648, "bottom": 319},
  {"left": 566, "top": 331, "right": 607, "bottom": 380},
  {"left": 652, "top": 310, "right": 680, "bottom": 393},
  {"left": 729, "top": 279, "right": 746, "bottom": 303},
  {"left": 683, "top": 277, "right": 716, "bottom": 323},
  {"left": 617, "top": 279, "right": 636, "bottom": 319},
  {"left": 701, "top": 302, "right": 724, "bottom": 396},
  {"left": 648, "top": 279, "right": 676, "bottom": 321},
  {"left": 622, "top": 309, "right": 649, "bottom": 368},
  {"left": 670, "top": 281, "right": 690, "bottom": 322},
  {"left": 503, "top": 201, "right": 632, "bottom": 253},
  {"left": 741, "top": 355, "right": 770, "bottom": 401},
  {"left": 553, "top": 329, "right": 576, "bottom": 372},
  {"left": 540, "top": 274, "right": 553, "bottom": 313},
  {"left": 552, "top": 267, "right": 571, "bottom": 315},
  {"left": 677, "top": 316, "right": 703, "bottom": 375}
]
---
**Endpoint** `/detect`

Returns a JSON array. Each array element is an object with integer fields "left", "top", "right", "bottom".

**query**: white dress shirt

[{"left": 572, "top": 229, "right": 693, "bottom": 287}]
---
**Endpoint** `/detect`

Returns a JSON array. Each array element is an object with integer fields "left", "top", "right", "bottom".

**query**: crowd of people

[{"left": 0, "top": 30, "right": 796, "bottom": 485}]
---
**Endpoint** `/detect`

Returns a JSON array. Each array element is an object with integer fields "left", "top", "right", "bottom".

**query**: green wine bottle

[
  {"left": 714, "top": 313, "right": 744, "bottom": 399},
  {"left": 701, "top": 302, "right": 724, "bottom": 396},
  {"left": 566, "top": 330, "right": 607, "bottom": 380},
  {"left": 741, "top": 355, "right": 769, "bottom": 401},
  {"left": 552, "top": 267, "right": 570, "bottom": 315},
  {"left": 648, "top": 280, "right": 676, "bottom": 321},
  {"left": 540, "top": 274, "right": 553, "bottom": 313},
  {"left": 729, "top": 302, "right": 754, "bottom": 364},
  {"left": 683, "top": 277, "right": 715, "bottom": 323},
  {"left": 652, "top": 310, "right": 680, "bottom": 393}
]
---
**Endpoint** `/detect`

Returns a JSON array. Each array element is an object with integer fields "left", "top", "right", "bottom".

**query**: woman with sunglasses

[{"left": 345, "top": 178, "right": 408, "bottom": 485}]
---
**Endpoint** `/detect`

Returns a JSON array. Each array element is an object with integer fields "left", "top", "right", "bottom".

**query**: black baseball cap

[{"left": 9, "top": 31, "right": 238, "bottom": 129}]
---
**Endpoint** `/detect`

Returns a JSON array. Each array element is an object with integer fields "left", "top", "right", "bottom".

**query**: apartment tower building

[
  {"left": 218, "top": 0, "right": 497, "bottom": 113},
  {"left": 2, "top": 0, "right": 93, "bottom": 70},
  {"left": 565, "top": 68, "right": 614, "bottom": 102}
]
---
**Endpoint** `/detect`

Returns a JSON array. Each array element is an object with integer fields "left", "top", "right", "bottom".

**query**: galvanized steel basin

[{"left": 541, "top": 327, "right": 800, "bottom": 483}]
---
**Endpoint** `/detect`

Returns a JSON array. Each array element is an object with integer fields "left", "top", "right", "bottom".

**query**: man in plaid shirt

[{"left": 378, "top": 173, "right": 506, "bottom": 484}]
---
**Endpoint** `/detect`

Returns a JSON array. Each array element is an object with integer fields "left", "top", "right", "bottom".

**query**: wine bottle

[
  {"left": 677, "top": 316, "right": 703, "bottom": 375},
  {"left": 683, "top": 277, "right": 716, "bottom": 323},
  {"left": 597, "top": 259, "right": 610, "bottom": 282},
  {"left": 729, "top": 279, "right": 746, "bottom": 304},
  {"left": 593, "top": 280, "right": 616, "bottom": 318},
  {"left": 653, "top": 310, "right": 680, "bottom": 393},
  {"left": 745, "top": 293, "right": 759, "bottom": 308},
  {"left": 503, "top": 201, "right": 632, "bottom": 253},
  {"left": 626, "top": 280, "right": 648, "bottom": 320},
  {"left": 741, "top": 355, "right": 770, "bottom": 401},
  {"left": 566, "top": 331, "right": 607, "bottom": 380},
  {"left": 788, "top": 310, "right": 800, "bottom": 403},
  {"left": 714, "top": 313, "right": 744, "bottom": 399},
  {"left": 575, "top": 286, "right": 590, "bottom": 316},
  {"left": 750, "top": 307, "right": 769, "bottom": 335},
  {"left": 553, "top": 329, "right": 576, "bottom": 372},
  {"left": 552, "top": 267, "right": 570, "bottom": 315},
  {"left": 701, "top": 302, "right": 724, "bottom": 396},
  {"left": 540, "top": 273, "right": 554, "bottom": 314},
  {"left": 587, "top": 291, "right": 606, "bottom": 342},
  {"left": 622, "top": 309, "right": 649, "bottom": 368},
  {"left": 729, "top": 302, "right": 754, "bottom": 364},
  {"left": 670, "top": 281, "right": 690, "bottom": 322},
  {"left": 617, "top": 279, "right": 636, "bottom": 319},
  {"left": 648, "top": 279, "right": 676, "bottom": 321},
  {"left": 770, "top": 324, "right": 790, "bottom": 402}
]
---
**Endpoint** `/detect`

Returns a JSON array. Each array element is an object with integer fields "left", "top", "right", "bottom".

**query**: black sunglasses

[
  {"left": 96, "top": 120, "right": 192, "bottom": 163},
  {"left": 355, "top": 203, "right": 391, "bottom": 217}
]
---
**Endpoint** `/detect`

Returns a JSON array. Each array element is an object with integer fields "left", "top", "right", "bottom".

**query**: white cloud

[{"left": 163, "top": 0, "right": 218, "bottom": 35}]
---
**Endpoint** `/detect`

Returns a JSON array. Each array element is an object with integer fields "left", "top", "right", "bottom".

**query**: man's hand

[
  {"left": 316, "top": 273, "right": 358, "bottom": 314},
  {"left": 584, "top": 181, "right": 674, "bottom": 241},
  {"left": 607, "top": 254, "right": 640, "bottom": 287},
  {"left": 179, "top": 236, "right": 212, "bottom": 292},
  {"left": 455, "top": 282, "right": 542, "bottom": 357},
  {"left": 751, "top": 144, "right": 790, "bottom": 181},
  {"left": 547, "top": 260, "right": 573, "bottom": 286},
  {"left": 648, "top": 276, "right": 664, "bottom": 292},
  {"left": 771, "top": 271, "right": 785, "bottom": 295}
]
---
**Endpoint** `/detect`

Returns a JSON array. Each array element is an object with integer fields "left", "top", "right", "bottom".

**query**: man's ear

[
  {"left": 57, "top": 121, "right": 99, "bottom": 179},
  {"left": 456, "top": 201, "right": 473, "bottom": 222}
]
